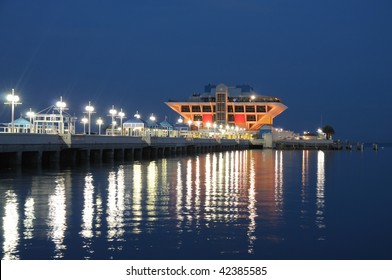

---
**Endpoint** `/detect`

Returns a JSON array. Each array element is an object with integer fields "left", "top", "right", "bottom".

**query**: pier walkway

[{"left": 0, "top": 133, "right": 250, "bottom": 167}]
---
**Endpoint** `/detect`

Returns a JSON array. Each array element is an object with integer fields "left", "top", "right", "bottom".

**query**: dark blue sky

[{"left": 1, "top": 0, "right": 391, "bottom": 141}]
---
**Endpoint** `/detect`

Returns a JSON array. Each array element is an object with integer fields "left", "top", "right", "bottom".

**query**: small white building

[{"left": 123, "top": 117, "right": 145, "bottom": 136}]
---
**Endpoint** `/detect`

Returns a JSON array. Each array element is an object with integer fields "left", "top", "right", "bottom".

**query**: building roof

[
  {"left": 123, "top": 117, "right": 145, "bottom": 124},
  {"left": 145, "top": 119, "right": 160, "bottom": 128},
  {"left": 159, "top": 120, "right": 174, "bottom": 129},
  {"left": 12, "top": 117, "right": 31, "bottom": 126}
]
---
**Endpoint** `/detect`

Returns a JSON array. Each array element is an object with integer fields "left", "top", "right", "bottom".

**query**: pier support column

[
  {"left": 90, "top": 150, "right": 102, "bottom": 163},
  {"left": 114, "top": 149, "right": 124, "bottom": 161},
  {"left": 103, "top": 149, "right": 114, "bottom": 162},
  {"left": 125, "top": 148, "right": 134, "bottom": 161}
]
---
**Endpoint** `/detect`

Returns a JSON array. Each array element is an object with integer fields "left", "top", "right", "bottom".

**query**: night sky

[{"left": 1, "top": 0, "right": 391, "bottom": 142}]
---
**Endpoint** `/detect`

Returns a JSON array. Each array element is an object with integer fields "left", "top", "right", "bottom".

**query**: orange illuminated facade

[{"left": 165, "top": 84, "right": 287, "bottom": 131}]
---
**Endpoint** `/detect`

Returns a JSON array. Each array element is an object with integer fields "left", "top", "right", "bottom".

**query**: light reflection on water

[
  {"left": 2, "top": 190, "right": 19, "bottom": 260},
  {"left": 2, "top": 149, "right": 390, "bottom": 259}
]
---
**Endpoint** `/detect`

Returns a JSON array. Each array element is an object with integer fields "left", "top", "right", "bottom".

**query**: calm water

[{"left": 1, "top": 148, "right": 392, "bottom": 260}]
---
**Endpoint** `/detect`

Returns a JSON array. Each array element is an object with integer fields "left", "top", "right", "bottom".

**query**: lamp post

[
  {"left": 84, "top": 101, "right": 95, "bottom": 135},
  {"left": 81, "top": 116, "right": 88, "bottom": 134},
  {"left": 96, "top": 118, "right": 103, "bottom": 135},
  {"left": 149, "top": 114, "right": 156, "bottom": 136},
  {"left": 4, "top": 89, "right": 21, "bottom": 133},
  {"left": 117, "top": 108, "right": 125, "bottom": 135},
  {"left": 108, "top": 105, "right": 117, "bottom": 136},
  {"left": 206, "top": 121, "right": 211, "bottom": 138},
  {"left": 26, "top": 108, "right": 35, "bottom": 133},
  {"left": 55, "top": 96, "right": 67, "bottom": 134}
]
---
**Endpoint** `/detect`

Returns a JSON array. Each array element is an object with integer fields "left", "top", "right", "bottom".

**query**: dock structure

[
  {"left": 0, "top": 133, "right": 250, "bottom": 167},
  {"left": 274, "top": 139, "right": 337, "bottom": 150}
]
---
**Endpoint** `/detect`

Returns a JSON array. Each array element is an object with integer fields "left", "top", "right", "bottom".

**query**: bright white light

[
  {"left": 118, "top": 111, "right": 125, "bottom": 118},
  {"left": 96, "top": 118, "right": 103, "bottom": 125},
  {"left": 56, "top": 101, "right": 66, "bottom": 108},
  {"left": 6, "top": 94, "right": 20, "bottom": 102},
  {"left": 177, "top": 117, "right": 183, "bottom": 123},
  {"left": 251, "top": 95, "right": 255, "bottom": 100},
  {"left": 206, "top": 122, "right": 211, "bottom": 128},
  {"left": 187, "top": 119, "right": 192, "bottom": 125},
  {"left": 109, "top": 109, "right": 117, "bottom": 116},
  {"left": 134, "top": 112, "right": 141, "bottom": 119},
  {"left": 149, "top": 114, "right": 156, "bottom": 121},
  {"left": 85, "top": 105, "right": 94, "bottom": 112},
  {"left": 26, "top": 111, "right": 35, "bottom": 118},
  {"left": 81, "top": 117, "right": 88, "bottom": 124}
]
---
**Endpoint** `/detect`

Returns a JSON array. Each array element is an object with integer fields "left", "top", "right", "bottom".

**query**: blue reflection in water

[{"left": 1, "top": 149, "right": 392, "bottom": 259}]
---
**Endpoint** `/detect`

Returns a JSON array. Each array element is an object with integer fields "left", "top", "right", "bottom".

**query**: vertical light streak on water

[
  {"left": 301, "top": 151, "right": 310, "bottom": 222},
  {"left": 132, "top": 164, "right": 142, "bottom": 234},
  {"left": 194, "top": 156, "right": 201, "bottom": 224},
  {"left": 95, "top": 193, "right": 103, "bottom": 237},
  {"left": 23, "top": 197, "right": 35, "bottom": 240},
  {"left": 302, "top": 150, "right": 309, "bottom": 189},
  {"left": 316, "top": 151, "right": 326, "bottom": 239},
  {"left": 107, "top": 171, "right": 117, "bottom": 240},
  {"left": 48, "top": 176, "right": 67, "bottom": 259},
  {"left": 230, "top": 151, "right": 238, "bottom": 215},
  {"left": 233, "top": 151, "right": 240, "bottom": 200},
  {"left": 176, "top": 161, "right": 183, "bottom": 223},
  {"left": 248, "top": 157, "right": 257, "bottom": 254},
  {"left": 116, "top": 166, "right": 125, "bottom": 240},
  {"left": 106, "top": 166, "right": 125, "bottom": 244},
  {"left": 205, "top": 154, "right": 212, "bottom": 223},
  {"left": 81, "top": 174, "right": 94, "bottom": 238},
  {"left": 224, "top": 152, "right": 231, "bottom": 220},
  {"left": 211, "top": 153, "right": 218, "bottom": 221},
  {"left": 80, "top": 173, "right": 94, "bottom": 258},
  {"left": 147, "top": 161, "right": 157, "bottom": 222},
  {"left": 239, "top": 150, "right": 246, "bottom": 190},
  {"left": 217, "top": 152, "right": 225, "bottom": 221},
  {"left": 185, "top": 159, "right": 193, "bottom": 224},
  {"left": 274, "top": 151, "right": 284, "bottom": 214},
  {"left": 2, "top": 190, "right": 19, "bottom": 260},
  {"left": 160, "top": 158, "right": 169, "bottom": 218}
]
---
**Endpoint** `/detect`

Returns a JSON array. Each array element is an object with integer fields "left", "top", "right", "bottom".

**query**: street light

[
  {"left": 55, "top": 96, "right": 67, "bottom": 134},
  {"left": 134, "top": 111, "right": 141, "bottom": 119},
  {"left": 117, "top": 108, "right": 125, "bottom": 135},
  {"left": 108, "top": 105, "right": 117, "bottom": 136},
  {"left": 84, "top": 101, "right": 95, "bottom": 135},
  {"left": 81, "top": 116, "right": 88, "bottom": 134},
  {"left": 96, "top": 117, "right": 103, "bottom": 135},
  {"left": 177, "top": 117, "right": 183, "bottom": 123},
  {"left": 4, "top": 89, "right": 21, "bottom": 133},
  {"left": 149, "top": 114, "right": 156, "bottom": 122},
  {"left": 196, "top": 120, "right": 201, "bottom": 130},
  {"left": 26, "top": 108, "right": 35, "bottom": 133}
]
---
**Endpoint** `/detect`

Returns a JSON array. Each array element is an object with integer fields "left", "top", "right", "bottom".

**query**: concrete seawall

[{"left": 0, "top": 133, "right": 250, "bottom": 167}]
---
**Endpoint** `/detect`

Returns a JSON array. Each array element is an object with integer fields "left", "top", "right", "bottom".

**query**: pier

[{"left": 0, "top": 133, "right": 250, "bottom": 167}]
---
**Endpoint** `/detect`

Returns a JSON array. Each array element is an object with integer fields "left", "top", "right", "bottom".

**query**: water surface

[{"left": 1, "top": 148, "right": 391, "bottom": 259}]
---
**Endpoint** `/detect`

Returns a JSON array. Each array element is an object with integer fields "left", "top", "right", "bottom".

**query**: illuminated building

[{"left": 165, "top": 84, "right": 287, "bottom": 131}]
